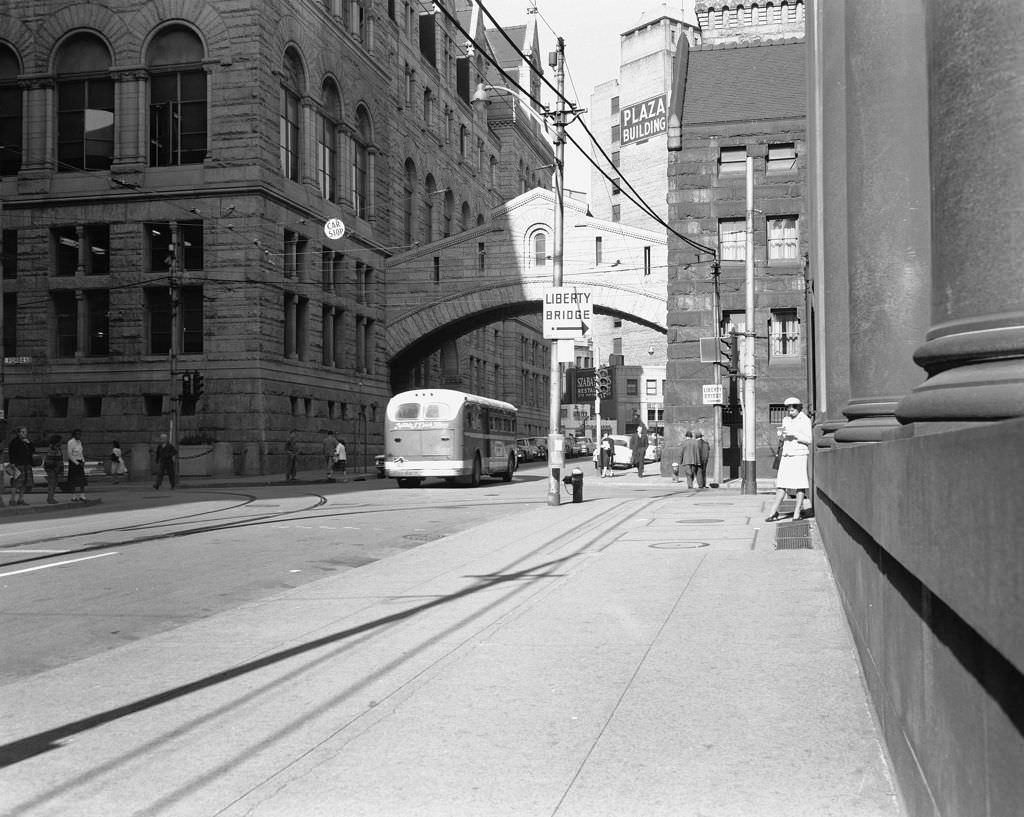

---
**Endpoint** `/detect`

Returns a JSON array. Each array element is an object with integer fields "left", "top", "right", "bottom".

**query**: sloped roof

[
  {"left": 680, "top": 40, "right": 805, "bottom": 124},
  {"left": 487, "top": 24, "right": 529, "bottom": 71}
]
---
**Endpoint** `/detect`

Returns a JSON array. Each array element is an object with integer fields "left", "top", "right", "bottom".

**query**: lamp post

[{"left": 473, "top": 36, "right": 573, "bottom": 506}]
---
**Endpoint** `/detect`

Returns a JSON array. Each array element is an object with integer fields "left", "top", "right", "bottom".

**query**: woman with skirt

[{"left": 765, "top": 397, "right": 812, "bottom": 521}]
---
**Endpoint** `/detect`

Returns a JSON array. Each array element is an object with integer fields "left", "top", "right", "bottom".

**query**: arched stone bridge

[{"left": 386, "top": 189, "right": 668, "bottom": 377}]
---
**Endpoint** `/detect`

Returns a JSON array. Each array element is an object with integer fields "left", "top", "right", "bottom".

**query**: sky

[{"left": 475, "top": 0, "right": 682, "bottom": 195}]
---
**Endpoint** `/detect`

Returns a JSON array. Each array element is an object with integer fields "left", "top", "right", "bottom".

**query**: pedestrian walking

[
  {"left": 284, "top": 430, "right": 298, "bottom": 482},
  {"left": 7, "top": 426, "right": 36, "bottom": 505},
  {"left": 680, "top": 430, "right": 701, "bottom": 489},
  {"left": 109, "top": 440, "right": 128, "bottom": 484},
  {"left": 599, "top": 433, "right": 615, "bottom": 477},
  {"left": 66, "top": 428, "right": 88, "bottom": 501},
  {"left": 629, "top": 424, "right": 649, "bottom": 477},
  {"left": 322, "top": 430, "right": 339, "bottom": 481},
  {"left": 153, "top": 433, "right": 178, "bottom": 490},
  {"left": 335, "top": 439, "right": 348, "bottom": 479},
  {"left": 43, "top": 434, "right": 64, "bottom": 504},
  {"left": 695, "top": 431, "right": 710, "bottom": 488},
  {"left": 765, "top": 397, "right": 813, "bottom": 522}
]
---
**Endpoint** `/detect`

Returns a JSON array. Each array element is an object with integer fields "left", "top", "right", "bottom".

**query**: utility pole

[
  {"left": 546, "top": 36, "right": 567, "bottom": 506},
  {"left": 741, "top": 156, "right": 757, "bottom": 494},
  {"left": 169, "top": 222, "right": 181, "bottom": 447},
  {"left": 711, "top": 262, "right": 723, "bottom": 487}
]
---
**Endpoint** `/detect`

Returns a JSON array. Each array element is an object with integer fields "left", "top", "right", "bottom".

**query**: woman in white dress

[{"left": 765, "top": 397, "right": 813, "bottom": 522}]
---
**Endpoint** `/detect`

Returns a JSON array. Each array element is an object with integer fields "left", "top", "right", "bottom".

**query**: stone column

[
  {"left": 896, "top": 0, "right": 1024, "bottom": 422},
  {"left": 833, "top": 0, "right": 932, "bottom": 444},
  {"left": 112, "top": 68, "right": 147, "bottom": 170},
  {"left": 20, "top": 78, "right": 53, "bottom": 172},
  {"left": 324, "top": 307, "right": 335, "bottom": 367},
  {"left": 807, "top": 0, "right": 851, "bottom": 447},
  {"left": 75, "top": 290, "right": 87, "bottom": 358}
]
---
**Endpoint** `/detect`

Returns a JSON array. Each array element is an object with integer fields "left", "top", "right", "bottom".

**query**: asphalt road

[{"left": 0, "top": 465, "right": 555, "bottom": 684}]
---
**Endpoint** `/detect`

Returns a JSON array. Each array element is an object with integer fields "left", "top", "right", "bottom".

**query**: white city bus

[{"left": 384, "top": 389, "right": 518, "bottom": 487}]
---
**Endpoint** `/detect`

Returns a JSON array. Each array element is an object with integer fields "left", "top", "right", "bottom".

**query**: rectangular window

[
  {"left": 145, "top": 394, "right": 164, "bottom": 416},
  {"left": 3, "top": 293, "right": 16, "bottom": 357},
  {"left": 147, "top": 221, "right": 203, "bottom": 272},
  {"left": 718, "top": 218, "right": 746, "bottom": 261},
  {"left": 53, "top": 290, "right": 78, "bottom": 357},
  {"left": 149, "top": 70, "right": 207, "bottom": 166},
  {"left": 646, "top": 379, "right": 657, "bottom": 396},
  {"left": 644, "top": 245, "right": 651, "bottom": 276},
  {"left": 719, "top": 146, "right": 747, "bottom": 175},
  {"left": 770, "top": 308, "right": 800, "bottom": 357},
  {"left": 51, "top": 396, "right": 70, "bottom": 418},
  {"left": 477, "top": 242, "right": 485, "bottom": 274},
  {"left": 181, "top": 285, "right": 204, "bottom": 354},
  {"left": 84, "top": 395, "right": 102, "bottom": 417},
  {"left": 610, "top": 96, "right": 619, "bottom": 115},
  {"left": 767, "top": 142, "right": 797, "bottom": 173},
  {"left": 595, "top": 236, "right": 602, "bottom": 265},
  {"left": 1, "top": 230, "right": 16, "bottom": 279},
  {"left": 611, "top": 177, "right": 621, "bottom": 195},
  {"left": 55, "top": 226, "right": 79, "bottom": 275},
  {"left": 456, "top": 56, "right": 470, "bottom": 104},
  {"left": 86, "top": 225, "right": 110, "bottom": 275},
  {"left": 611, "top": 150, "right": 620, "bottom": 168},
  {"left": 317, "top": 113, "right": 337, "bottom": 201},
  {"left": 279, "top": 87, "right": 300, "bottom": 181},
  {"left": 769, "top": 404, "right": 788, "bottom": 425},
  {"left": 611, "top": 204, "right": 620, "bottom": 223},
  {"left": 418, "top": 12, "right": 436, "bottom": 65},
  {"left": 86, "top": 289, "right": 109, "bottom": 356},
  {"left": 767, "top": 216, "right": 799, "bottom": 261},
  {"left": 146, "top": 287, "right": 171, "bottom": 354},
  {"left": 57, "top": 78, "right": 114, "bottom": 171},
  {"left": 433, "top": 256, "right": 440, "bottom": 285},
  {"left": 611, "top": 123, "right": 620, "bottom": 143},
  {"left": 0, "top": 83, "right": 22, "bottom": 176},
  {"left": 626, "top": 378, "right": 638, "bottom": 396}
]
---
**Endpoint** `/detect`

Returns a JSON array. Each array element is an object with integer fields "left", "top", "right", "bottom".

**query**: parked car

[
  {"left": 528, "top": 436, "right": 548, "bottom": 460},
  {"left": 608, "top": 435, "right": 633, "bottom": 468},
  {"left": 514, "top": 438, "right": 540, "bottom": 461},
  {"left": 575, "top": 437, "right": 596, "bottom": 456}
]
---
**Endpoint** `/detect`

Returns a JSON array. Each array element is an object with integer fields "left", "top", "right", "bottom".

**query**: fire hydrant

[
  {"left": 671, "top": 462, "right": 680, "bottom": 482},
  {"left": 562, "top": 467, "right": 584, "bottom": 503}
]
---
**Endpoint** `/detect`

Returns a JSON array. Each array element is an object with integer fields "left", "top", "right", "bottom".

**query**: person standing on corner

[
  {"left": 629, "top": 424, "right": 649, "bottom": 478},
  {"left": 679, "top": 430, "right": 701, "bottom": 489},
  {"left": 695, "top": 431, "right": 710, "bottom": 489},
  {"left": 322, "top": 430, "right": 339, "bottom": 481},
  {"left": 284, "top": 430, "right": 298, "bottom": 482},
  {"left": 335, "top": 438, "right": 348, "bottom": 480},
  {"left": 153, "top": 433, "right": 178, "bottom": 490},
  {"left": 599, "top": 433, "right": 615, "bottom": 477},
  {"left": 765, "top": 397, "right": 813, "bottom": 522},
  {"left": 67, "top": 428, "right": 87, "bottom": 501},
  {"left": 43, "top": 434, "right": 64, "bottom": 504},
  {"left": 8, "top": 426, "right": 36, "bottom": 505}
]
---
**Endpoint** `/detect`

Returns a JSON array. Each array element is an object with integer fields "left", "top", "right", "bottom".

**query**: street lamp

[{"left": 473, "top": 42, "right": 572, "bottom": 506}]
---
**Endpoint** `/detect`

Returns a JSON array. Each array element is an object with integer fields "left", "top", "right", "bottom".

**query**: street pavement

[{"left": 0, "top": 466, "right": 905, "bottom": 817}]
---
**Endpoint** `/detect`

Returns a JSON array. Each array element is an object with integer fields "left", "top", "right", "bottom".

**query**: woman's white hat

[{"left": 783, "top": 396, "right": 802, "bottom": 406}]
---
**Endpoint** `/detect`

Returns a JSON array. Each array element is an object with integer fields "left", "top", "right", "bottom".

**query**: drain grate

[
  {"left": 403, "top": 532, "right": 443, "bottom": 542},
  {"left": 774, "top": 520, "right": 812, "bottom": 549}
]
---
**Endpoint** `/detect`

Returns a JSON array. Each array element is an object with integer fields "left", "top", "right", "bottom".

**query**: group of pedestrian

[
  {"left": 677, "top": 430, "right": 711, "bottom": 489},
  {"left": 2, "top": 426, "right": 89, "bottom": 506},
  {"left": 321, "top": 431, "right": 348, "bottom": 481}
]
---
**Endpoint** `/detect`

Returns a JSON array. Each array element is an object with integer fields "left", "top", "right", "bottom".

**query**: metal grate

[{"left": 774, "top": 520, "right": 812, "bottom": 549}]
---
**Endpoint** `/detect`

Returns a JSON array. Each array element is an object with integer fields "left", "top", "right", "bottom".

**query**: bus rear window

[
  {"left": 424, "top": 403, "right": 449, "bottom": 419},
  {"left": 395, "top": 403, "right": 421, "bottom": 419}
]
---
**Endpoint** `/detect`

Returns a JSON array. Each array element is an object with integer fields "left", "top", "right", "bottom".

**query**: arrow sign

[{"left": 543, "top": 287, "right": 593, "bottom": 340}]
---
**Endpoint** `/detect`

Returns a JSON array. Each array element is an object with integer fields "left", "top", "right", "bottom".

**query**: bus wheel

[
  {"left": 397, "top": 477, "right": 422, "bottom": 488},
  {"left": 501, "top": 453, "right": 515, "bottom": 482}
]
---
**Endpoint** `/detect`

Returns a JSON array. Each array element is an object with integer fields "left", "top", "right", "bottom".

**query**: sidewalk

[{"left": 0, "top": 471, "right": 904, "bottom": 817}]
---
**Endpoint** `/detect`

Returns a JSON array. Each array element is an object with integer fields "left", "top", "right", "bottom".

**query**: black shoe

[{"left": 765, "top": 513, "right": 782, "bottom": 522}]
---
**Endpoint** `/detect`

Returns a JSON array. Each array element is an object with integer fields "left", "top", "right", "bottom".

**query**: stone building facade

[
  {"left": 0, "top": 0, "right": 550, "bottom": 474},
  {"left": 665, "top": 1, "right": 807, "bottom": 479}
]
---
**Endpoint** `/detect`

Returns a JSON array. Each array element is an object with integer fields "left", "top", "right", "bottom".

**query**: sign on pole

[
  {"left": 323, "top": 218, "right": 346, "bottom": 240},
  {"left": 543, "top": 287, "right": 592, "bottom": 340},
  {"left": 702, "top": 384, "right": 724, "bottom": 405}
]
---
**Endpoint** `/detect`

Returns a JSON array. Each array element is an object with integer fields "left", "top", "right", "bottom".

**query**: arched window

[
  {"left": 280, "top": 49, "right": 304, "bottom": 181},
  {"left": 352, "top": 105, "right": 371, "bottom": 219},
  {"left": 403, "top": 158, "right": 416, "bottom": 245},
  {"left": 442, "top": 189, "right": 454, "bottom": 237},
  {"left": 533, "top": 231, "right": 547, "bottom": 266},
  {"left": 147, "top": 25, "right": 207, "bottom": 167},
  {"left": 461, "top": 202, "right": 471, "bottom": 233},
  {"left": 423, "top": 174, "right": 436, "bottom": 243},
  {"left": 459, "top": 124, "right": 467, "bottom": 157},
  {"left": 56, "top": 33, "right": 114, "bottom": 171},
  {"left": 317, "top": 81, "right": 341, "bottom": 201},
  {"left": 0, "top": 46, "right": 22, "bottom": 175}
]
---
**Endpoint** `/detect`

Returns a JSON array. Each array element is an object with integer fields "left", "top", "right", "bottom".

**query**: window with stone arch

[
  {"left": 403, "top": 158, "right": 417, "bottom": 245},
  {"left": 442, "top": 189, "right": 454, "bottom": 237},
  {"left": 147, "top": 25, "right": 207, "bottom": 167},
  {"left": 280, "top": 48, "right": 305, "bottom": 181},
  {"left": 529, "top": 228, "right": 549, "bottom": 269},
  {"left": 318, "top": 80, "right": 342, "bottom": 201},
  {"left": 351, "top": 104, "right": 372, "bottom": 219},
  {"left": 56, "top": 33, "right": 115, "bottom": 171},
  {"left": 0, "top": 45, "right": 23, "bottom": 175},
  {"left": 461, "top": 201, "right": 471, "bottom": 233},
  {"left": 423, "top": 173, "right": 437, "bottom": 244}
]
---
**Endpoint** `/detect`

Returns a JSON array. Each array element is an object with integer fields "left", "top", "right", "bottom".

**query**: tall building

[
  {"left": 0, "top": 0, "right": 550, "bottom": 474},
  {"left": 665, "top": 0, "right": 807, "bottom": 478}
]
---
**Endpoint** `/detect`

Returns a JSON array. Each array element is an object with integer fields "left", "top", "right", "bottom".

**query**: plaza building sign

[{"left": 620, "top": 94, "right": 667, "bottom": 146}]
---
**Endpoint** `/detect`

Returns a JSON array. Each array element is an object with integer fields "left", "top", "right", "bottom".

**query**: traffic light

[
  {"left": 722, "top": 334, "right": 740, "bottom": 375},
  {"left": 181, "top": 372, "right": 192, "bottom": 399},
  {"left": 596, "top": 366, "right": 612, "bottom": 398},
  {"left": 192, "top": 370, "right": 204, "bottom": 399}
]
